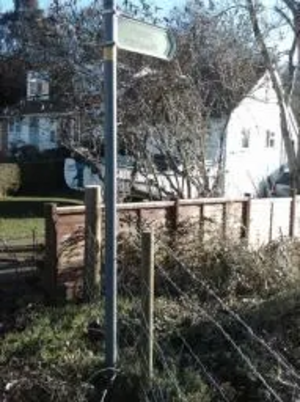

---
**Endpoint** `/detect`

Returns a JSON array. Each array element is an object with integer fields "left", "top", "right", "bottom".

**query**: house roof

[{"left": 0, "top": 99, "right": 74, "bottom": 118}]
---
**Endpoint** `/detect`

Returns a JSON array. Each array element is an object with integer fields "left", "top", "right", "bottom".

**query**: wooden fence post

[
  {"left": 44, "top": 203, "right": 58, "bottom": 301},
  {"left": 269, "top": 202, "right": 274, "bottom": 242},
  {"left": 222, "top": 202, "right": 229, "bottom": 240},
  {"left": 173, "top": 198, "right": 180, "bottom": 231},
  {"left": 167, "top": 198, "right": 180, "bottom": 246},
  {"left": 289, "top": 193, "right": 297, "bottom": 238},
  {"left": 241, "top": 197, "right": 251, "bottom": 242},
  {"left": 199, "top": 204, "right": 205, "bottom": 243},
  {"left": 141, "top": 230, "right": 155, "bottom": 380},
  {"left": 84, "top": 185, "right": 102, "bottom": 302}
]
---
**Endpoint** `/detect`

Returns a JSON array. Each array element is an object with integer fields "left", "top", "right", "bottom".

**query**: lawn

[
  {"left": 0, "top": 194, "right": 83, "bottom": 241},
  {"left": 0, "top": 217, "right": 44, "bottom": 241}
]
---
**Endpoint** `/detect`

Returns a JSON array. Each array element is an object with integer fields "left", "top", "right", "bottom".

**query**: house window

[
  {"left": 9, "top": 120, "right": 22, "bottom": 145},
  {"left": 241, "top": 129, "right": 250, "bottom": 148},
  {"left": 29, "top": 117, "right": 39, "bottom": 147},
  {"left": 14, "top": 120, "right": 21, "bottom": 141},
  {"left": 27, "top": 71, "right": 49, "bottom": 100},
  {"left": 37, "top": 81, "right": 43, "bottom": 96},
  {"left": 50, "top": 130, "right": 56, "bottom": 143},
  {"left": 266, "top": 130, "right": 275, "bottom": 148}
]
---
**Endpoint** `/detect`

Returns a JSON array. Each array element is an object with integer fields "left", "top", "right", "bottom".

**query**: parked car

[
  {"left": 266, "top": 166, "right": 290, "bottom": 197},
  {"left": 272, "top": 170, "right": 290, "bottom": 197}
]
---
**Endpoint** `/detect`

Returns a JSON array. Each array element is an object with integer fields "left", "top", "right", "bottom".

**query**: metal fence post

[
  {"left": 141, "top": 230, "right": 155, "bottom": 380},
  {"left": 103, "top": 0, "right": 118, "bottom": 367}
]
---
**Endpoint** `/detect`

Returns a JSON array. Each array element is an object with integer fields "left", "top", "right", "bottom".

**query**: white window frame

[{"left": 27, "top": 71, "right": 49, "bottom": 100}]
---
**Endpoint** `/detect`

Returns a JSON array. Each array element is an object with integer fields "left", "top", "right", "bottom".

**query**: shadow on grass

[
  {"left": 0, "top": 190, "right": 83, "bottom": 218},
  {"left": 163, "top": 290, "right": 300, "bottom": 402}
]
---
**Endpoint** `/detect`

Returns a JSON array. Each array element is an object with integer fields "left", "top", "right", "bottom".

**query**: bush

[
  {"left": 11, "top": 144, "right": 40, "bottom": 161},
  {"left": 11, "top": 145, "right": 70, "bottom": 162},
  {"left": 0, "top": 163, "right": 20, "bottom": 197},
  {"left": 116, "top": 219, "right": 300, "bottom": 302}
]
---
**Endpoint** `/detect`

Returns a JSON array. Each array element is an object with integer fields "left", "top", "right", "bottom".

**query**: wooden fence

[
  {"left": 0, "top": 237, "right": 44, "bottom": 283},
  {"left": 43, "top": 195, "right": 299, "bottom": 300}
]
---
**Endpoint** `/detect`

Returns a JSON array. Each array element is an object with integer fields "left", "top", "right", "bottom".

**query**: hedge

[
  {"left": 18, "top": 159, "right": 67, "bottom": 194},
  {"left": 0, "top": 159, "right": 70, "bottom": 197},
  {"left": 0, "top": 163, "right": 21, "bottom": 197}
]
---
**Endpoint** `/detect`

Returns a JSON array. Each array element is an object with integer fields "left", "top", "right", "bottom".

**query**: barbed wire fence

[{"left": 114, "top": 217, "right": 300, "bottom": 402}]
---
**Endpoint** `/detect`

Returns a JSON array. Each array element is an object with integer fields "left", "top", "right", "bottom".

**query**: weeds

[{"left": 2, "top": 223, "right": 300, "bottom": 401}]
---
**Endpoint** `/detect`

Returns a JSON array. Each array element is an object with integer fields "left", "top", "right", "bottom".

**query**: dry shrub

[
  {"left": 116, "top": 218, "right": 300, "bottom": 302},
  {"left": 1, "top": 371, "right": 94, "bottom": 402},
  {"left": 117, "top": 230, "right": 142, "bottom": 296},
  {"left": 192, "top": 238, "right": 300, "bottom": 300}
]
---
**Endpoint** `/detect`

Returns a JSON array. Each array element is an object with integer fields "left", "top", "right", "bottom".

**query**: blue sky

[
  {"left": 0, "top": 0, "right": 184, "bottom": 12},
  {"left": 0, "top": 0, "right": 292, "bottom": 56}
]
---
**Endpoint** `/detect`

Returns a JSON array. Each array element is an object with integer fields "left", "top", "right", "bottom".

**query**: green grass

[
  {"left": 2, "top": 239, "right": 300, "bottom": 401},
  {"left": 0, "top": 217, "right": 44, "bottom": 240},
  {"left": 4, "top": 291, "right": 300, "bottom": 402},
  {"left": 0, "top": 194, "right": 83, "bottom": 240},
  {"left": 0, "top": 303, "right": 105, "bottom": 369},
  {"left": 0, "top": 298, "right": 212, "bottom": 402},
  {"left": 0, "top": 303, "right": 106, "bottom": 401}
]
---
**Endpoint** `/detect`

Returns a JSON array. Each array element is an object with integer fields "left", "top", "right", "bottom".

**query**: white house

[
  {"left": 0, "top": 71, "right": 62, "bottom": 155},
  {"left": 1, "top": 69, "right": 297, "bottom": 199},
  {"left": 131, "top": 70, "right": 298, "bottom": 198},
  {"left": 8, "top": 115, "right": 58, "bottom": 152},
  {"left": 64, "top": 71, "right": 299, "bottom": 199},
  {"left": 0, "top": 70, "right": 83, "bottom": 160},
  {"left": 209, "top": 71, "right": 298, "bottom": 197}
]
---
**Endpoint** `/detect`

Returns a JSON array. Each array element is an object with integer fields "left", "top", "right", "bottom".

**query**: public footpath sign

[
  {"left": 103, "top": 1, "right": 176, "bottom": 368},
  {"left": 118, "top": 14, "right": 176, "bottom": 61}
]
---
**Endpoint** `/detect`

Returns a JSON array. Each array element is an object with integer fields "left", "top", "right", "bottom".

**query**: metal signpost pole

[
  {"left": 102, "top": 4, "right": 176, "bottom": 369},
  {"left": 103, "top": 0, "right": 118, "bottom": 367}
]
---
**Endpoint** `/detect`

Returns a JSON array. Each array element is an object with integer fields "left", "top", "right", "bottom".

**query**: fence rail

[
  {"left": 0, "top": 243, "right": 44, "bottom": 254},
  {"left": 41, "top": 193, "right": 300, "bottom": 300}
]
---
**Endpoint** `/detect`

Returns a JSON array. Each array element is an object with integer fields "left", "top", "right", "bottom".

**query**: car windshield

[
  {"left": 153, "top": 154, "right": 180, "bottom": 172},
  {"left": 276, "top": 172, "right": 290, "bottom": 185}
]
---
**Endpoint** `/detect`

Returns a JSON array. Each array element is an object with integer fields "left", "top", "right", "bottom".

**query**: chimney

[{"left": 14, "top": 0, "right": 38, "bottom": 13}]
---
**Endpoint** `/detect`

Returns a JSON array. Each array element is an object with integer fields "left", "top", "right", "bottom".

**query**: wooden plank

[
  {"left": 118, "top": 201, "right": 175, "bottom": 210},
  {"left": 269, "top": 202, "right": 274, "bottom": 242},
  {"left": 56, "top": 206, "right": 85, "bottom": 215},
  {"left": 222, "top": 202, "right": 229, "bottom": 239},
  {"left": 44, "top": 203, "right": 58, "bottom": 300},
  {"left": 289, "top": 194, "right": 297, "bottom": 238},
  {"left": 180, "top": 197, "right": 248, "bottom": 206},
  {"left": 241, "top": 198, "right": 251, "bottom": 241},
  {"left": 0, "top": 244, "right": 44, "bottom": 253},
  {"left": 84, "top": 186, "right": 102, "bottom": 302},
  {"left": 55, "top": 196, "right": 289, "bottom": 218},
  {"left": 0, "top": 266, "right": 38, "bottom": 283}
]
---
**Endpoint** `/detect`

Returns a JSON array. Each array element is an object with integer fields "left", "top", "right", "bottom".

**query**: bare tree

[
  {"left": 117, "top": 1, "right": 263, "bottom": 198},
  {"left": 0, "top": 0, "right": 262, "bottom": 199},
  {"left": 246, "top": 0, "right": 300, "bottom": 193}
]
